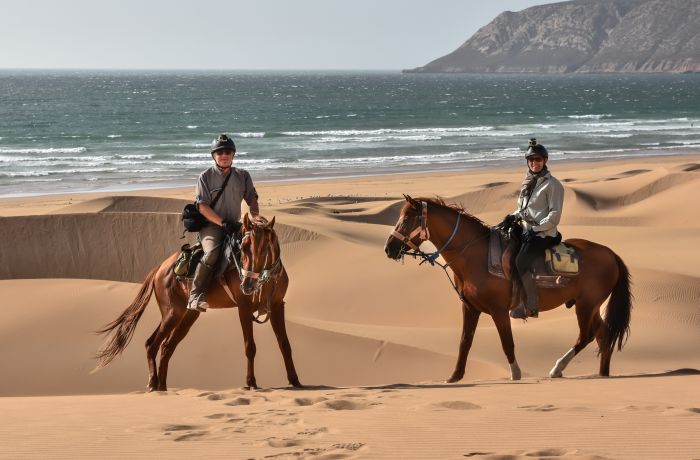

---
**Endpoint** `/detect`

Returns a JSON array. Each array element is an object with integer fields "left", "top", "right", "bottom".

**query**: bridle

[
  {"left": 239, "top": 230, "right": 282, "bottom": 292},
  {"left": 390, "top": 199, "right": 489, "bottom": 304},
  {"left": 391, "top": 200, "right": 462, "bottom": 264},
  {"left": 391, "top": 200, "right": 430, "bottom": 251}
]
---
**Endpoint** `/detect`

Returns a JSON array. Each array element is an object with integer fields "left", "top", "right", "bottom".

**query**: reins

[
  {"left": 227, "top": 231, "right": 283, "bottom": 324},
  {"left": 395, "top": 201, "right": 489, "bottom": 304}
]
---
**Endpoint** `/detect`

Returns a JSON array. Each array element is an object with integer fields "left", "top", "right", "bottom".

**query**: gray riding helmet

[{"left": 211, "top": 134, "right": 236, "bottom": 154}]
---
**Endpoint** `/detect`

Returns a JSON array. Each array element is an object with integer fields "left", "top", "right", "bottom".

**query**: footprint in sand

[
  {"left": 292, "top": 396, "right": 328, "bottom": 406},
  {"left": 687, "top": 408, "right": 700, "bottom": 414},
  {"left": 465, "top": 448, "right": 608, "bottom": 459},
  {"left": 226, "top": 397, "right": 251, "bottom": 406},
  {"left": 317, "top": 399, "right": 376, "bottom": 410},
  {"left": 162, "top": 425, "right": 210, "bottom": 442},
  {"left": 265, "top": 437, "right": 303, "bottom": 448},
  {"left": 262, "top": 442, "right": 365, "bottom": 459},
  {"left": 297, "top": 427, "right": 328, "bottom": 436},
  {"left": 518, "top": 404, "right": 558, "bottom": 412},
  {"left": 172, "top": 431, "right": 209, "bottom": 442},
  {"left": 434, "top": 401, "right": 481, "bottom": 410}
]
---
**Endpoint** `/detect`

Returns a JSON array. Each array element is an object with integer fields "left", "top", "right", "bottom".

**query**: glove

[
  {"left": 222, "top": 220, "right": 242, "bottom": 236},
  {"left": 499, "top": 214, "right": 517, "bottom": 228},
  {"left": 523, "top": 229, "right": 538, "bottom": 243}
]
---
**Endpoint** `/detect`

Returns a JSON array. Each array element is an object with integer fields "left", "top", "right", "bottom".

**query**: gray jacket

[{"left": 513, "top": 171, "right": 564, "bottom": 238}]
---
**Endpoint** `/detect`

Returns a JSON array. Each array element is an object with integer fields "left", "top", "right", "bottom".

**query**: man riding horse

[
  {"left": 500, "top": 138, "right": 565, "bottom": 319},
  {"left": 187, "top": 134, "right": 260, "bottom": 312}
]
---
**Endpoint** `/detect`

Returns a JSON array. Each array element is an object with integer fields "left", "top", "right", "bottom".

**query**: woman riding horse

[{"left": 501, "top": 138, "right": 565, "bottom": 319}]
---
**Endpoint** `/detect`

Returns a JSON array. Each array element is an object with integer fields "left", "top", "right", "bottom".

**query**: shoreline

[{"left": 1, "top": 151, "right": 699, "bottom": 213}]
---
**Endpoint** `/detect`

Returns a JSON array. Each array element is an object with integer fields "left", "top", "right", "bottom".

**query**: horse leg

[
  {"left": 238, "top": 306, "right": 258, "bottom": 389},
  {"left": 144, "top": 312, "right": 184, "bottom": 391},
  {"left": 156, "top": 310, "right": 199, "bottom": 391},
  {"left": 595, "top": 318, "right": 613, "bottom": 377},
  {"left": 446, "top": 302, "right": 481, "bottom": 383},
  {"left": 269, "top": 303, "right": 302, "bottom": 388},
  {"left": 549, "top": 302, "right": 602, "bottom": 378},
  {"left": 493, "top": 309, "right": 521, "bottom": 380}
]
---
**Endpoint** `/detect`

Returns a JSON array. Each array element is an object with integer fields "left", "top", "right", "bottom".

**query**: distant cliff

[{"left": 406, "top": 0, "right": 700, "bottom": 73}]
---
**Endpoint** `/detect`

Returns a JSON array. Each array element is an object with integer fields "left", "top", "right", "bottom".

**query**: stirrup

[
  {"left": 187, "top": 295, "right": 208, "bottom": 313},
  {"left": 510, "top": 304, "right": 538, "bottom": 319}
]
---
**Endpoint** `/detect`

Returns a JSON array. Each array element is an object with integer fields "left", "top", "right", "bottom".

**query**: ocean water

[{"left": 1, "top": 70, "right": 699, "bottom": 196}]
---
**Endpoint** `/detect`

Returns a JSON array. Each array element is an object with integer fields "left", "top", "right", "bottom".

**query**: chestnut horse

[
  {"left": 384, "top": 195, "right": 632, "bottom": 381},
  {"left": 94, "top": 214, "right": 302, "bottom": 391}
]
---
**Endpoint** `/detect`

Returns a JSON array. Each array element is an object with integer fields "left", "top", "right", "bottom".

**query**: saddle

[
  {"left": 487, "top": 228, "right": 579, "bottom": 288},
  {"left": 173, "top": 238, "right": 241, "bottom": 280}
]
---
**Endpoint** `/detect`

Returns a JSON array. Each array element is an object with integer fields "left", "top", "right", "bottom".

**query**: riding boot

[
  {"left": 510, "top": 272, "right": 539, "bottom": 319},
  {"left": 187, "top": 261, "right": 215, "bottom": 312}
]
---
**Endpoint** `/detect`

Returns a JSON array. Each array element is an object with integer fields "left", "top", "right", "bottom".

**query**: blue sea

[{"left": 1, "top": 70, "right": 699, "bottom": 196}]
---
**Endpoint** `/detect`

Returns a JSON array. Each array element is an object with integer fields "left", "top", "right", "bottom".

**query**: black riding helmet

[
  {"left": 211, "top": 134, "right": 236, "bottom": 154},
  {"left": 525, "top": 138, "right": 548, "bottom": 159}
]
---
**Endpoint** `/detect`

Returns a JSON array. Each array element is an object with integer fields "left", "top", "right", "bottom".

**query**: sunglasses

[
  {"left": 214, "top": 150, "right": 235, "bottom": 156},
  {"left": 527, "top": 156, "right": 545, "bottom": 163}
]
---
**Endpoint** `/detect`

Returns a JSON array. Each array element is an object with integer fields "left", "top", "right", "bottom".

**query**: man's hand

[
  {"left": 222, "top": 220, "right": 242, "bottom": 236},
  {"left": 499, "top": 214, "right": 517, "bottom": 229}
]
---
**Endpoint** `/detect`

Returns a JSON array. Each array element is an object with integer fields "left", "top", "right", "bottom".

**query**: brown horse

[
  {"left": 94, "top": 214, "right": 302, "bottom": 391},
  {"left": 384, "top": 195, "right": 632, "bottom": 381}
]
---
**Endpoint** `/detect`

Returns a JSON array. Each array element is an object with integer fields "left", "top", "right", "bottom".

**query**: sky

[{"left": 0, "top": 0, "right": 562, "bottom": 70}]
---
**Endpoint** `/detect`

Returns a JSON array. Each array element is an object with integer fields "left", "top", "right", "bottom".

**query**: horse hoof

[
  {"left": 549, "top": 370, "right": 563, "bottom": 378},
  {"left": 445, "top": 376, "right": 463, "bottom": 384},
  {"left": 290, "top": 380, "right": 303, "bottom": 388}
]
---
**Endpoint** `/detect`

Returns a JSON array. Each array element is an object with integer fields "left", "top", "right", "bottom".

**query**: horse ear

[
  {"left": 243, "top": 213, "right": 251, "bottom": 231},
  {"left": 267, "top": 216, "right": 275, "bottom": 229},
  {"left": 404, "top": 194, "right": 419, "bottom": 207}
]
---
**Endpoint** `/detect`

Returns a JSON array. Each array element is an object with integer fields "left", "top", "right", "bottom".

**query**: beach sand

[{"left": 1, "top": 155, "right": 699, "bottom": 459}]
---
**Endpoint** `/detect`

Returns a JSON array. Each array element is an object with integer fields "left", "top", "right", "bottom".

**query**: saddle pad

[{"left": 545, "top": 243, "right": 579, "bottom": 275}]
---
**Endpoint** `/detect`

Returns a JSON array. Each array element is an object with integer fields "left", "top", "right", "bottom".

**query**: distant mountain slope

[{"left": 406, "top": 0, "right": 700, "bottom": 73}]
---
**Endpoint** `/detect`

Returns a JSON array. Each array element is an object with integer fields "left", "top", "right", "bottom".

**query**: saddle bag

[
  {"left": 181, "top": 204, "right": 207, "bottom": 232},
  {"left": 545, "top": 243, "right": 579, "bottom": 275},
  {"left": 174, "top": 242, "right": 204, "bottom": 278}
]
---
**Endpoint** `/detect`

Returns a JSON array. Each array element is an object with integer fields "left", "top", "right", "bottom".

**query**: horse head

[
  {"left": 239, "top": 213, "right": 280, "bottom": 296},
  {"left": 384, "top": 194, "right": 429, "bottom": 260}
]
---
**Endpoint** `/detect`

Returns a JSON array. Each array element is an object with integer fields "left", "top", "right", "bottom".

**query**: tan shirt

[
  {"left": 195, "top": 166, "right": 258, "bottom": 226},
  {"left": 514, "top": 172, "right": 564, "bottom": 238}
]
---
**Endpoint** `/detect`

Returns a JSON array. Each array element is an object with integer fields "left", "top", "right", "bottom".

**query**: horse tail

[
  {"left": 600, "top": 252, "right": 633, "bottom": 354},
  {"left": 92, "top": 266, "right": 158, "bottom": 371}
]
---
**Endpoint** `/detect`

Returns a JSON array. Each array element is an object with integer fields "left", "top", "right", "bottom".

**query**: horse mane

[{"left": 418, "top": 196, "right": 490, "bottom": 232}]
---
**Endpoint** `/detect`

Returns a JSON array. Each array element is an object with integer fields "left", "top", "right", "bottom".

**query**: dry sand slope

[{"left": 1, "top": 155, "right": 699, "bottom": 459}]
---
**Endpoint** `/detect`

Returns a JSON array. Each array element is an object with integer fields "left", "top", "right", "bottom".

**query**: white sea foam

[
  {"left": 280, "top": 126, "right": 495, "bottom": 137},
  {"left": 0, "top": 147, "right": 87, "bottom": 154},
  {"left": 568, "top": 114, "right": 611, "bottom": 120},
  {"left": 107, "top": 134, "right": 122, "bottom": 138},
  {"left": 115, "top": 154, "right": 154, "bottom": 160},
  {"left": 186, "top": 125, "right": 198, "bottom": 129},
  {"left": 236, "top": 132, "right": 265, "bottom": 138}
]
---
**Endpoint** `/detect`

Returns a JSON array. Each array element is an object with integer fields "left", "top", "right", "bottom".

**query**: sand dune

[{"left": 1, "top": 154, "right": 699, "bottom": 459}]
